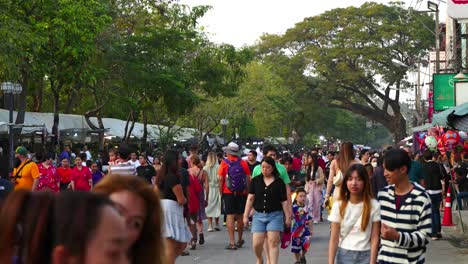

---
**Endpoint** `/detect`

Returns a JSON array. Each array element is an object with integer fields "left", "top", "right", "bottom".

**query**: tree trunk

[
  {"left": 32, "top": 79, "right": 43, "bottom": 112},
  {"left": 51, "top": 90, "right": 60, "bottom": 147},
  {"left": 12, "top": 74, "right": 29, "bottom": 140},
  {"left": 142, "top": 110, "right": 148, "bottom": 151}
]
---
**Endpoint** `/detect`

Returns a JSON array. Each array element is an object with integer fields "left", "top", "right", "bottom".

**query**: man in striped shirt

[
  {"left": 378, "top": 149, "right": 432, "bottom": 264},
  {"left": 108, "top": 146, "right": 136, "bottom": 176}
]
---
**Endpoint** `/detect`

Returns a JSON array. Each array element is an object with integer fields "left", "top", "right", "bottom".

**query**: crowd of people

[{"left": 0, "top": 140, "right": 467, "bottom": 264}]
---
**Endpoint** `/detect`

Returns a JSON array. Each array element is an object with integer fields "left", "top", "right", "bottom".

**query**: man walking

[
  {"left": 378, "top": 149, "right": 432, "bottom": 264},
  {"left": 247, "top": 150, "right": 260, "bottom": 175},
  {"left": 11, "top": 147, "right": 40, "bottom": 191},
  {"left": 218, "top": 142, "right": 251, "bottom": 250}
]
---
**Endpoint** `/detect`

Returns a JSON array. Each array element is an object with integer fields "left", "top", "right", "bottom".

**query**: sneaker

[
  {"left": 214, "top": 225, "right": 221, "bottom": 231},
  {"left": 223, "top": 222, "right": 227, "bottom": 226},
  {"left": 199, "top": 233, "right": 205, "bottom": 245},
  {"left": 313, "top": 220, "right": 318, "bottom": 224},
  {"left": 207, "top": 227, "right": 214, "bottom": 232}
]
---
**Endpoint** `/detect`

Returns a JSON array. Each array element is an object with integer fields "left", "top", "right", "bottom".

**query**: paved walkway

[{"left": 177, "top": 220, "right": 467, "bottom": 264}]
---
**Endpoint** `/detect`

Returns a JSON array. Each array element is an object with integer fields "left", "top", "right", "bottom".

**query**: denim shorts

[
  {"left": 335, "top": 247, "right": 370, "bottom": 264},
  {"left": 251, "top": 210, "right": 284, "bottom": 233}
]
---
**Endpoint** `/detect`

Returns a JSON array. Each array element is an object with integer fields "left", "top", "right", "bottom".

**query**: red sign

[
  {"left": 453, "top": 0, "right": 468, "bottom": 4},
  {"left": 428, "top": 90, "right": 434, "bottom": 123}
]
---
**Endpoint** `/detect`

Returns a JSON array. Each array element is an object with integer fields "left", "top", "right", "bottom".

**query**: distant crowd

[{"left": 0, "top": 142, "right": 467, "bottom": 264}]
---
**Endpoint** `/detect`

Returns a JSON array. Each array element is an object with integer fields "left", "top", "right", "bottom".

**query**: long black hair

[
  {"left": 261, "top": 156, "right": 280, "bottom": 178},
  {"left": 156, "top": 149, "right": 181, "bottom": 186},
  {"left": 306, "top": 153, "right": 319, "bottom": 181}
]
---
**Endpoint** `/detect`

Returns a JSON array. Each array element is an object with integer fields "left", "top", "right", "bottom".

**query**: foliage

[{"left": 256, "top": 2, "right": 435, "bottom": 141}]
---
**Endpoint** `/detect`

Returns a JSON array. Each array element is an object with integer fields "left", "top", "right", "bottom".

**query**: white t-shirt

[
  {"left": 129, "top": 159, "right": 141, "bottom": 168},
  {"left": 328, "top": 199, "right": 380, "bottom": 251}
]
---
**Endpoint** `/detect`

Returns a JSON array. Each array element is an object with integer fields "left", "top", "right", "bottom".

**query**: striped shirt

[
  {"left": 377, "top": 183, "right": 432, "bottom": 264},
  {"left": 108, "top": 161, "right": 136, "bottom": 176}
]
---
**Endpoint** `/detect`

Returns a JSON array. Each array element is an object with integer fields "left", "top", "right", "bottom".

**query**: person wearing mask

[
  {"left": 36, "top": 152, "right": 60, "bottom": 193},
  {"left": 371, "top": 157, "right": 387, "bottom": 198},
  {"left": 311, "top": 148, "right": 326, "bottom": 171},
  {"left": 94, "top": 175, "right": 165, "bottom": 264},
  {"left": 378, "top": 149, "right": 432, "bottom": 263},
  {"left": 136, "top": 154, "right": 157, "bottom": 185},
  {"left": 218, "top": 142, "right": 251, "bottom": 250},
  {"left": 57, "top": 157, "right": 73, "bottom": 191},
  {"left": 247, "top": 150, "right": 261, "bottom": 174},
  {"left": 11, "top": 147, "right": 40, "bottom": 191},
  {"left": 129, "top": 151, "right": 141, "bottom": 168},
  {"left": 421, "top": 149, "right": 444, "bottom": 240},
  {"left": 156, "top": 150, "right": 191, "bottom": 263},
  {"left": 243, "top": 156, "right": 291, "bottom": 264},
  {"left": 71, "top": 156, "right": 93, "bottom": 192},
  {"left": 328, "top": 164, "right": 380, "bottom": 264}
]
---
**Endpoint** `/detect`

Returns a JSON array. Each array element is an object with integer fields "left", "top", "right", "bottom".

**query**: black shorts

[{"left": 223, "top": 193, "right": 246, "bottom": 215}]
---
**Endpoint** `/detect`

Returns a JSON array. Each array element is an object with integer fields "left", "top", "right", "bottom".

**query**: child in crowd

[{"left": 291, "top": 188, "right": 313, "bottom": 264}]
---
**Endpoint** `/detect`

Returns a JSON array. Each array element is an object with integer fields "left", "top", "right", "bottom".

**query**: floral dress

[{"left": 37, "top": 163, "right": 60, "bottom": 192}]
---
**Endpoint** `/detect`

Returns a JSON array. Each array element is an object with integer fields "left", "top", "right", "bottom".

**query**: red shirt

[
  {"left": 71, "top": 166, "right": 92, "bottom": 192},
  {"left": 188, "top": 174, "right": 202, "bottom": 214},
  {"left": 57, "top": 167, "right": 72, "bottom": 183},
  {"left": 218, "top": 156, "right": 250, "bottom": 195},
  {"left": 37, "top": 163, "right": 60, "bottom": 193},
  {"left": 292, "top": 157, "right": 302, "bottom": 171}
]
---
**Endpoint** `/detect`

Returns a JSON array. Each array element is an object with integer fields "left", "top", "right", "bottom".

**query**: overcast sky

[{"left": 179, "top": 0, "right": 447, "bottom": 47}]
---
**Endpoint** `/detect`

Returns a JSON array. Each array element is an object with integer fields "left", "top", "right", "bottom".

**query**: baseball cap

[{"left": 15, "top": 146, "right": 28, "bottom": 156}]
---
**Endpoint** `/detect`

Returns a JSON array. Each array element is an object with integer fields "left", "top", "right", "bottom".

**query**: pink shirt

[{"left": 71, "top": 166, "right": 92, "bottom": 191}]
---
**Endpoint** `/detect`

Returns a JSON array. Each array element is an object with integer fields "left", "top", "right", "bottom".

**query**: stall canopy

[
  {"left": 0, "top": 109, "right": 196, "bottom": 142},
  {"left": 412, "top": 102, "right": 468, "bottom": 132}
]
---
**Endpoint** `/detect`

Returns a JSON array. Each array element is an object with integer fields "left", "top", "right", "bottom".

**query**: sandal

[
  {"left": 236, "top": 239, "right": 245, "bottom": 248},
  {"left": 225, "top": 244, "right": 238, "bottom": 250},
  {"left": 181, "top": 250, "right": 190, "bottom": 256},
  {"left": 190, "top": 240, "right": 197, "bottom": 250}
]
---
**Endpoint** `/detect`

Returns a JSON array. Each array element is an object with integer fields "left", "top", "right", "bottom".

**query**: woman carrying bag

[{"left": 328, "top": 164, "right": 380, "bottom": 264}]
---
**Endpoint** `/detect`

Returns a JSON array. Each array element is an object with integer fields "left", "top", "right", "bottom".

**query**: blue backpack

[{"left": 224, "top": 158, "right": 247, "bottom": 192}]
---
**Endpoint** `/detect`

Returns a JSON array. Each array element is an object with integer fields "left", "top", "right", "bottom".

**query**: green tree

[{"left": 259, "top": 2, "right": 434, "bottom": 142}]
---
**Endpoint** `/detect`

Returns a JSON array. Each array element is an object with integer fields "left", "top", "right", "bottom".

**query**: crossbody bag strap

[
  {"left": 339, "top": 213, "right": 361, "bottom": 247},
  {"left": 14, "top": 160, "right": 33, "bottom": 179}
]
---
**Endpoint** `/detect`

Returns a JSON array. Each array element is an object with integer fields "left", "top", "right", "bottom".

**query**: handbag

[{"left": 333, "top": 170, "right": 343, "bottom": 186}]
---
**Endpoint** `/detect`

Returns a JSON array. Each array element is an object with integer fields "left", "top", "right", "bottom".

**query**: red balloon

[{"left": 443, "top": 130, "right": 460, "bottom": 145}]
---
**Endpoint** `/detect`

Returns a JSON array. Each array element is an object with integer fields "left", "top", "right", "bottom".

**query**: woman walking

[
  {"left": 188, "top": 155, "right": 209, "bottom": 247},
  {"left": 243, "top": 156, "right": 291, "bottom": 264},
  {"left": 36, "top": 152, "right": 60, "bottom": 192},
  {"left": 204, "top": 152, "right": 221, "bottom": 231},
  {"left": 328, "top": 164, "right": 380, "bottom": 264},
  {"left": 156, "top": 150, "right": 191, "bottom": 264},
  {"left": 325, "top": 142, "right": 359, "bottom": 205},
  {"left": 305, "top": 153, "right": 325, "bottom": 224}
]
